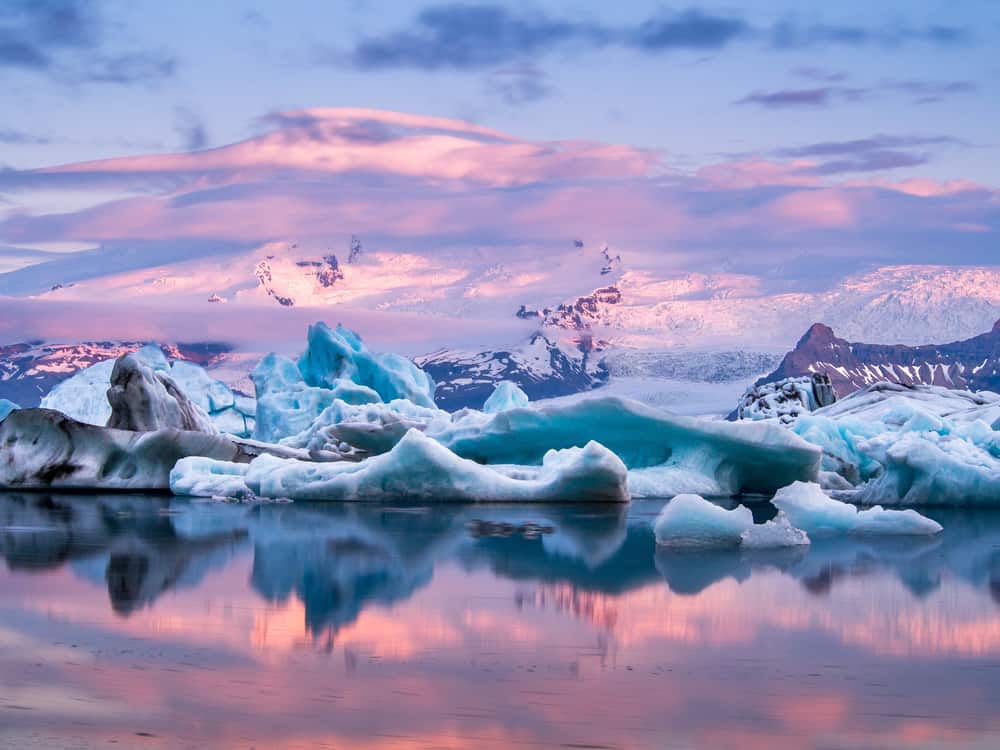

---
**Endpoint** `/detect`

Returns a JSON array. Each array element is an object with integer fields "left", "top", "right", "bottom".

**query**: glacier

[
  {"left": 172, "top": 429, "right": 630, "bottom": 503},
  {"left": 772, "top": 481, "right": 942, "bottom": 535},
  {"left": 39, "top": 343, "right": 254, "bottom": 437},
  {"left": 792, "top": 383, "right": 1000, "bottom": 505}
]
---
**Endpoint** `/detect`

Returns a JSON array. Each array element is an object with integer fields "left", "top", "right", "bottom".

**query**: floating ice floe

[
  {"left": 653, "top": 493, "right": 810, "bottom": 548},
  {"left": 173, "top": 428, "right": 630, "bottom": 503},
  {"left": 772, "top": 481, "right": 942, "bottom": 535},
  {"left": 0, "top": 399, "right": 18, "bottom": 422},
  {"left": 39, "top": 343, "right": 255, "bottom": 437},
  {"left": 793, "top": 383, "right": 1000, "bottom": 505}
]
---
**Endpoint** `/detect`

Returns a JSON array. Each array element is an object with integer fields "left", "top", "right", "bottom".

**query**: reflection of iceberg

[{"left": 0, "top": 492, "right": 248, "bottom": 613}]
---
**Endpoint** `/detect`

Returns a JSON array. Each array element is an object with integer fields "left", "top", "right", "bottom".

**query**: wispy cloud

[
  {"left": 736, "top": 86, "right": 866, "bottom": 109},
  {"left": 335, "top": 4, "right": 972, "bottom": 72},
  {"left": 738, "top": 77, "right": 975, "bottom": 109},
  {"left": 776, "top": 134, "right": 964, "bottom": 175}
]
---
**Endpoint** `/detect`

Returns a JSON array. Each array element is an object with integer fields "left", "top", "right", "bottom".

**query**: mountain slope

[{"left": 758, "top": 319, "right": 1000, "bottom": 397}]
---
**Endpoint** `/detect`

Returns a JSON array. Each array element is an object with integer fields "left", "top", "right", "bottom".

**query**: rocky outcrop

[
  {"left": 107, "top": 354, "right": 218, "bottom": 434},
  {"left": 759, "top": 319, "right": 1000, "bottom": 397}
]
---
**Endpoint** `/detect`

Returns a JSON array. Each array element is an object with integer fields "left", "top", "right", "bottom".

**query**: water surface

[{"left": 1, "top": 492, "right": 998, "bottom": 749}]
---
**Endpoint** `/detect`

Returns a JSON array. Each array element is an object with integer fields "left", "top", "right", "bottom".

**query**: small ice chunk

[
  {"left": 772, "top": 481, "right": 942, "bottom": 536},
  {"left": 654, "top": 494, "right": 753, "bottom": 547},
  {"left": 483, "top": 381, "right": 529, "bottom": 413},
  {"left": 740, "top": 512, "right": 810, "bottom": 548}
]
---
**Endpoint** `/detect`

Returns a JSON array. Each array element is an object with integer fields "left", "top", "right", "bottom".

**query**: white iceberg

[
  {"left": 772, "top": 481, "right": 942, "bottom": 535},
  {"left": 740, "top": 512, "right": 810, "bottom": 548},
  {"left": 653, "top": 494, "right": 753, "bottom": 547},
  {"left": 793, "top": 383, "right": 1000, "bottom": 504},
  {"left": 172, "top": 429, "right": 630, "bottom": 503},
  {"left": 483, "top": 381, "right": 529, "bottom": 413}
]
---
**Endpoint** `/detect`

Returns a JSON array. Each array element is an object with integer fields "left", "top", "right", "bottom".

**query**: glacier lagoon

[{"left": 1, "top": 491, "right": 999, "bottom": 750}]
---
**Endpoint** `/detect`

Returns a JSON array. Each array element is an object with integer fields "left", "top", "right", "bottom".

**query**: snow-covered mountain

[
  {"left": 415, "top": 332, "right": 608, "bottom": 411},
  {"left": 755, "top": 319, "right": 1000, "bottom": 397},
  {"left": 0, "top": 341, "right": 235, "bottom": 406}
]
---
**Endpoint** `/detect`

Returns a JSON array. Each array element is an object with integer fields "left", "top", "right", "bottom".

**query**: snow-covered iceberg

[
  {"left": 0, "top": 399, "right": 18, "bottom": 422},
  {"left": 173, "top": 429, "right": 630, "bottom": 503},
  {"left": 736, "top": 373, "right": 836, "bottom": 423},
  {"left": 772, "top": 481, "right": 942, "bottom": 535},
  {"left": 793, "top": 383, "right": 1000, "bottom": 505},
  {"left": 39, "top": 343, "right": 254, "bottom": 437}
]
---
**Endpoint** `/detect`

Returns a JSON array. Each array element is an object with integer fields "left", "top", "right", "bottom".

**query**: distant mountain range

[{"left": 757, "top": 319, "right": 1000, "bottom": 397}]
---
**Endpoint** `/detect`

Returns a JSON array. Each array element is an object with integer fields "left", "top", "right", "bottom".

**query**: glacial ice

[
  {"left": 654, "top": 493, "right": 811, "bottom": 548},
  {"left": 772, "top": 481, "right": 942, "bottom": 535},
  {"left": 169, "top": 458, "right": 254, "bottom": 500},
  {"left": 739, "top": 512, "right": 811, "bottom": 548},
  {"left": 653, "top": 494, "right": 753, "bottom": 546},
  {"left": 107, "top": 354, "right": 218, "bottom": 434},
  {"left": 0, "top": 408, "right": 253, "bottom": 491},
  {"left": 431, "top": 397, "right": 821, "bottom": 497},
  {"left": 172, "top": 429, "right": 630, "bottom": 503},
  {"left": 39, "top": 344, "right": 254, "bottom": 437},
  {"left": 0, "top": 399, "right": 18, "bottom": 422},
  {"left": 251, "top": 323, "right": 435, "bottom": 443},
  {"left": 298, "top": 322, "right": 436, "bottom": 407},
  {"left": 793, "top": 383, "right": 1000, "bottom": 504},
  {"left": 483, "top": 380, "right": 529, "bottom": 413}
]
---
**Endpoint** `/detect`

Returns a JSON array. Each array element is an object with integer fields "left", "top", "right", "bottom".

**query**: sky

[{"left": 0, "top": 0, "right": 998, "bottom": 343}]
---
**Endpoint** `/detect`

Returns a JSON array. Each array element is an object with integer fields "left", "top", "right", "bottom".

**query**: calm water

[{"left": 1, "top": 493, "right": 998, "bottom": 750}]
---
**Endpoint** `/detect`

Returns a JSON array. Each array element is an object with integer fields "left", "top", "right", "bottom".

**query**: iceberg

[
  {"left": 0, "top": 399, "right": 18, "bottom": 422},
  {"left": 740, "top": 512, "right": 810, "bottom": 548},
  {"left": 793, "top": 383, "right": 1000, "bottom": 504},
  {"left": 173, "top": 429, "right": 630, "bottom": 503},
  {"left": 772, "top": 481, "right": 942, "bottom": 535},
  {"left": 654, "top": 493, "right": 811, "bottom": 549},
  {"left": 431, "top": 397, "right": 820, "bottom": 497},
  {"left": 0, "top": 408, "right": 255, "bottom": 491},
  {"left": 39, "top": 344, "right": 255, "bottom": 437},
  {"left": 251, "top": 323, "right": 435, "bottom": 443},
  {"left": 298, "top": 322, "right": 435, "bottom": 406},
  {"left": 653, "top": 494, "right": 753, "bottom": 546},
  {"left": 483, "top": 380, "right": 529, "bottom": 413},
  {"left": 107, "top": 354, "right": 218, "bottom": 434}
]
